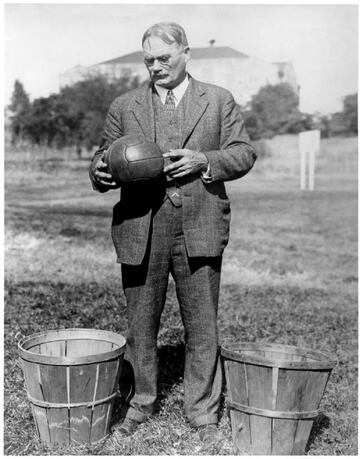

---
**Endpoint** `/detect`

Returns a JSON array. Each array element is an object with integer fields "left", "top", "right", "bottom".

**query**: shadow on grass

[
  {"left": 158, "top": 343, "right": 185, "bottom": 400},
  {"left": 306, "top": 413, "right": 330, "bottom": 452},
  {"left": 111, "top": 344, "right": 186, "bottom": 427}
]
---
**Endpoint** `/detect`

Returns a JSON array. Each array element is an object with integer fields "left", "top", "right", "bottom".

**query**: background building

[{"left": 59, "top": 43, "right": 298, "bottom": 107}]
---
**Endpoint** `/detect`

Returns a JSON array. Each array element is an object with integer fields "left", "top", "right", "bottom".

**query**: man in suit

[{"left": 89, "top": 22, "right": 256, "bottom": 442}]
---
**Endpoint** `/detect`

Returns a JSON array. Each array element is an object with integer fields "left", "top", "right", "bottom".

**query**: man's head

[{"left": 142, "top": 22, "right": 191, "bottom": 89}]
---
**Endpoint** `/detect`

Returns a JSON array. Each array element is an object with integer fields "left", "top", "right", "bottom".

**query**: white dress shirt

[
  {"left": 155, "top": 74, "right": 190, "bottom": 107},
  {"left": 155, "top": 74, "right": 212, "bottom": 181}
]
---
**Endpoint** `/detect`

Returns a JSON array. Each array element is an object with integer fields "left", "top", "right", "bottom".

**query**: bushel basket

[
  {"left": 18, "top": 328, "right": 126, "bottom": 447},
  {"left": 221, "top": 342, "right": 336, "bottom": 455}
]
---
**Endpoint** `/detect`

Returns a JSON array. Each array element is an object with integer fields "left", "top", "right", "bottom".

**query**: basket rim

[
  {"left": 18, "top": 328, "right": 126, "bottom": 366},
  {"left": 221, "top": 341, "right": 337, "bottom": 370}
]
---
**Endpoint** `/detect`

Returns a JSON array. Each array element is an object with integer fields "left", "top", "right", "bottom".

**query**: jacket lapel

[
  {"left": 181, "top": 77, "right": 209, "bottom": 147},
  {"left": 131, "top": 83, "right": 156, "bottom": 141},
  {"left": 129, "top": 78, "right": 208, "bottom": 146}
]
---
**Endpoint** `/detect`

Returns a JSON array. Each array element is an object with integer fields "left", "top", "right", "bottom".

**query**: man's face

[{"left": 143, "top": 36, "right": 190, "bottom": 89}]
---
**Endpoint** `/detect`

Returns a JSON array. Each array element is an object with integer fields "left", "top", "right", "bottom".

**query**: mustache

[{"left": 151, "top": 72, "right": 168, "bottom": 77}]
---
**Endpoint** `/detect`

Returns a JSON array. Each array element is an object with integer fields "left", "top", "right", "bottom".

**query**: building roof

[{"left": 95, "top": 46, "right": 249, "bottom": 66}]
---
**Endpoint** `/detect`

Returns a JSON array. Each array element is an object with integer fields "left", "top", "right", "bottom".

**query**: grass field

[{"left": 4, "top": 136, "right": 358, "bottom": 455}]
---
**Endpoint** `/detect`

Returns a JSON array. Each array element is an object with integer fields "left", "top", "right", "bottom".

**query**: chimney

[{"left": 209, "top": 39, "right": 216, "bottom": 47}]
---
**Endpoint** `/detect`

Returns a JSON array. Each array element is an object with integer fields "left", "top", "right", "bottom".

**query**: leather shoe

[
  {"left": 112, "top": 418, "right": 141, "bottom": 437},
  {"left": 197, "top": 423, "right": 223, "bottom": 444}
]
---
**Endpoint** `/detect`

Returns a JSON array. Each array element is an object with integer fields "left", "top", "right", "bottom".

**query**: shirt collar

[{"left": 155, "top": 74, "right": 189, "bottom": 106}]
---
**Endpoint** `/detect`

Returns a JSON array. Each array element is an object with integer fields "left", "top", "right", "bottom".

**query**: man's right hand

[{"left": 93, "top": 156, "right": 119, "bottom": 188}]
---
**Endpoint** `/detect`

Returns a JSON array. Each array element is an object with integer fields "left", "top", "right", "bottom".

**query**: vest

[{"left": 152, "top": 88, "right": 189, "bottom": 207}]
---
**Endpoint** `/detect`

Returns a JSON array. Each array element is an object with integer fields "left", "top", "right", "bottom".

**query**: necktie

[
  {"left": 163, "top": 90, "right": 181, "bottom": 207},
  {"left": 164, "top": 90, "right": 175, "bottom": 113}
]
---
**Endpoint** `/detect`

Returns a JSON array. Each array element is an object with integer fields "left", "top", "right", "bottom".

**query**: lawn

[{"left": 4, "top": 136, "right": 358, "bottom": 455}]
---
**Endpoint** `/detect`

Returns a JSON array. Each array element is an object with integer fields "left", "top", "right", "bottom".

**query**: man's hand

[
  {"left": 163, "top": 149, "right": 209, "bottom": 178},
  {"left": 93, "top": 155, "right": 119, "bottom": 188}
]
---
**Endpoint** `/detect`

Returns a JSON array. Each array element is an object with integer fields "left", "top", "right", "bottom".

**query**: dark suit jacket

[{"left": 89, "top": 77, "right": 256, "bottom": 265}]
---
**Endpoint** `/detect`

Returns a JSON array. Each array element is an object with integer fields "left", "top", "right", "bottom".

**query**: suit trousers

[{"left": 120, "top": 197, "right": 223, "bottom": 427}]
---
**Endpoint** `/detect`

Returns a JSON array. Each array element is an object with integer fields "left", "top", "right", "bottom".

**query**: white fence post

[
  {"left": 300, "top": 150, "right": 307, "bottom": 190},
  {"left": 299, "top": 130, "right": 320, "bottom": 191},
  {"left": 308, "top": 149, "right": 315, "bottom": 191}
]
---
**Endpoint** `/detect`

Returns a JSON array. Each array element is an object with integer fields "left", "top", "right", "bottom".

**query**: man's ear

[{"left": 184, "top": 46, "right": 191, "bottom": 63}]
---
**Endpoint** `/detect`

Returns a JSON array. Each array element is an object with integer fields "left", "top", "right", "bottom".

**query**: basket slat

[
  {"left": 40, "top": 365, "right": 69, "bottom": 445},
  {"left": 225, "top": 360, "right": 251, "bottom": 452},
  {"left": 40, "top": 340, "right": 66, "bottom": 357},
  {"left": 69, "top": 363, "right": 95, "bottom": 444},
  {"left": 22, "top": 361, "right": 44, "bottom": 401},
  {"left": 292, "top": 419, "right": 314, "bottom": 454},
  {"left": 90, "top": 404, "right": 109, "bottom": 443},
  {"left": 273, "top": 419, "right": 299, "bottom": 454},
  {"left": 32, "top": 405, "right": 51, "bottom": 444},
  {"left": 90, "top": 360, "right": 121, "bottom": 442},
  {"left": 275, "top": 368, "right": 330, "bottom": 453},
  {"left": 21, "top": 361, "right": 51, "bottom": 444},
  {"left": 273, "top": 368, "right": 305, "bottom": 453},
  {"left": 66, "top": 340, "right": 112, "bottom": 358},
  {"left": 229, "top": 409, "right": 250, "bottom": 452},
  {"left": 247, "top": 364, "right": 273, "bottom": 454},
  {"left": 96, "top": 360, "right": 121, "bottom": 402}
]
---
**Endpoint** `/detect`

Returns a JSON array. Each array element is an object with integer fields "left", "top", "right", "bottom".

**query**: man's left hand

[{"left": 163, "top": 149, "right": 208, "bottom": 178}]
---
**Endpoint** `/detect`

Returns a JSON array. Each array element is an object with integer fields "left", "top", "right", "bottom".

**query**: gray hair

[{"left": 142, "top": 22, "right": 189, "bottom": 48}]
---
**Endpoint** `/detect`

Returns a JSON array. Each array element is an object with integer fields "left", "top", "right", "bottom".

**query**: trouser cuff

[
  {"left": 121, "top": 405, "right": 151, "bottom": 423},
  {"left": 188, "top": 413, "right": 218, "bottom": 427}
]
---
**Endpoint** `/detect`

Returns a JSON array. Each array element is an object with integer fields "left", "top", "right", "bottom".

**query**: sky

[{"left": 4, "top": 3, "right": 358, "bottom": 114}]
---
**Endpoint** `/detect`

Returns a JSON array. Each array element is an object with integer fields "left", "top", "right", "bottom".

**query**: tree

[
  {"left": 243, "top": 83, "right": 301, "bottom": 139},
  {"left": 328, "top": 94, "right": 358, "bottom": 137},
  {"left": 14, "top": 71, "right": 141, "bottom": 150},
  {"left": 58, "top": 72, "right": 141, "bottom": 150},
  {"left": 342, "top": 93, "right": 357, "bottom": 134},
  {"left": 8, "top": 80, "right": 31, "bottom": 145}
]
